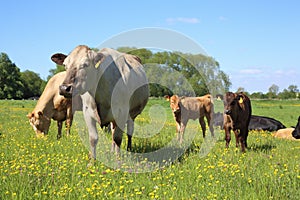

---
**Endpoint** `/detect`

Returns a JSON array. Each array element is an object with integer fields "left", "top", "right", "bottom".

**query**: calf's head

[
  {"left": 165, "top": 95, "right": 180, "bottom": 113},
  {"left": 223, "top": 92, "right": 245, "bottom": 117},
  {"left": 51, "top": 45, "right": 105, "bottom": 98},
  {"left": 27, "top": 111, "right": 51, "bottom": 136},
  {"left": 292, "top": 116, "right": 300, "bottom": 139}
]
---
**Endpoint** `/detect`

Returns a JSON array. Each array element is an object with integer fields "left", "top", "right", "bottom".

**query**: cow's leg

[
  {"left": 57, "top": 121, "right": 63, "bottom": 139},
  {"left": 224, "top": 126, "right": 231, "bottom": 148},
  {"left": 199, "top": 116, "right": 206, "bottom": 138},
  {"left": 66, "top": 106, "right": 73, "bottom": 136},
  {"left": 83, "top": 109, "right": 98, "bottom": 160},
  {"left": 111, "top": 122, "right": 124, "bottom": 153},
  {"left": 126, "top": 118, "right": 134, "bottom": 151}
]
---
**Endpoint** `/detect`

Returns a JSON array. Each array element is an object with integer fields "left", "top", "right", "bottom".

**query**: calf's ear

[
  {"left": 51, "top": 53, "right": 67, "bottom": 65},
  {"left": 164, "top": 95, "right": 170, "bottom": 101},
  {"left": 27, "top": 113, "right": 33, "bottom": 119}
]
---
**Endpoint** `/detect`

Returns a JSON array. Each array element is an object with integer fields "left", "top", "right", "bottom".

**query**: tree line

[{"left": 0, "top": 50, "right": 298, "bottom": 100}]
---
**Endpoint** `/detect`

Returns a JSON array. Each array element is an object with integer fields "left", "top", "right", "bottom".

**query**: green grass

[{"left": 0, "top": 99, "right": 299, "bottom": 199}]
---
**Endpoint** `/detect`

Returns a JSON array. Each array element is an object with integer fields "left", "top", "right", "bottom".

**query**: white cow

[{"left": 51, "top": 45, "right": 149, "bottom": 160}]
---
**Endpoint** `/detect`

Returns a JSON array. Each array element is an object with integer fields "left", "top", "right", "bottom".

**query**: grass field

[{"left": 0, "top": 98, "right": 299, "bottom": 199}]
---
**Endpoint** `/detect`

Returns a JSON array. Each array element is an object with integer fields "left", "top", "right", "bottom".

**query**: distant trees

[
  {"left": 0, "top": 53, "right": 24, "bottom": 99},
  {"left": 1, "top": 49, "right": 299, "bottom": 100},
  {"left": 0, "top": 52, "right": 45, "bottom": 99},
  {"left": 117, "top": 47, "right": 231, "bottom": 97},
  {"left": 240, "top": 84, "right": 300, "bottom": 99}
]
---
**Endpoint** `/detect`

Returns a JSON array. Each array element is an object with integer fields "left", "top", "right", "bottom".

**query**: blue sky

[{"left": 1, "top": 0, "right": 299, "bottom": 93}]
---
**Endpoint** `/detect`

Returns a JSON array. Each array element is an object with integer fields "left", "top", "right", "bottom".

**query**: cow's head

[
  {"left": 27, "top": 111, "right": 51, "bottom": 136},
  {"left": 51, "top": 45, "right": 105, "bottom": 98},
  {"left": 223, "top": 92, "right": 245, "bottom": 116},
  {"left": 165, "top": 95, "right": 181, "bottom": 113},
  {"left": 292, "top": 116, "right": 300, "bottom": 139}
]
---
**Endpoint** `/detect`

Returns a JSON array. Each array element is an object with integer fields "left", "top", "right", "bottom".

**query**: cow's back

[
  {"left": 34, "top": 71, "right": 69, "bottom": 120},
  {"left": 94, "top": 48, "right": 149, "bottom": 125}
]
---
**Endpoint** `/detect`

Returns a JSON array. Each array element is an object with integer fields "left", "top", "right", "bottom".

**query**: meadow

[{"left": 0, "top": 98, "right": 299, "bottom": 199}]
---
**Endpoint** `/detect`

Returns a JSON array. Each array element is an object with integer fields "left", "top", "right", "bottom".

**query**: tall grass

[{"left": 0, "top": 99, "right": 299, "bottom": 199}]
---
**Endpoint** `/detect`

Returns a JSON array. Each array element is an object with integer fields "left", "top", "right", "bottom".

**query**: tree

[
  {"left": 47, "top": 65, "right": 65, "bottom": 81},
  {"left": 267, "top": 84, "right": 279, "bottom": 99},
  {"left": 0, "top": 53, "right": 24, "bottom": 99},
  {"left": 20, "top": 70, "right": 45, "bottom": 98}
]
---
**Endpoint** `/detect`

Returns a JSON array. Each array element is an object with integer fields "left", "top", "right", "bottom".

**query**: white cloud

[
  {"left": 218, "top": 16, "right": 228, "bottom": 21},
  {"left": 239, "top": 69, "right": 263, "bottom": 74},
  {"left": 166, "top": 17, "right": 200, "bottom": 24}
]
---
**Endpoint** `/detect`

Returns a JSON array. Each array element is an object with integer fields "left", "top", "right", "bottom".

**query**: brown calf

[{"left": 165, "top": 94, "right": 214, "bottom": 144}]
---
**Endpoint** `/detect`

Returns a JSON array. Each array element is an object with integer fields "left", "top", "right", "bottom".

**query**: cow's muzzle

[
  {"left": 224, "top": 110, "right": 231, "bottom": 115},
  {"left": 59, "top": 84, "right": 73, "bottom": 98}
]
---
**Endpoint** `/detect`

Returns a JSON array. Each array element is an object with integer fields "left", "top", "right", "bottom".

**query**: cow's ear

[
  {"left": 51, "top": 53, "right": 67, "bottom": 65},
  {"left": 94, "top": 53, "right": 105, "bottom": 69},
  {"left": 88, "top": 50, "right": 105, "bottom": 69},
  {"left": 298, "top": 116, "right": 300, "bottom": 122}
]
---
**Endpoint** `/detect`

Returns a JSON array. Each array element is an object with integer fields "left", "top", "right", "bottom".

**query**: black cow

[
  {"left": 213, "top": 113, "right": 285, "bottom": 132},
  {"left": 248, "top": 115, "right": 286, "bottom": 131},
  {"left": 292, "top": 116, "right": 300, "bottom": 139},
  {"left": 223, "top": 92, "right": 252, "bottom": 152}
]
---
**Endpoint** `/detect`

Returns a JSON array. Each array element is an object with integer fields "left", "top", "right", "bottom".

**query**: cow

[
  {"left": 213, "top": 113, "right": 286, "bottom": 132},
  {"left": 51, "top": 45, "right": 149, "bottom": 161},
  {"left": 292, "top": 116, "right": 300, "bottom": 139},
  {"left": 223, "top": 92, "right": 252, "bottom": 152},
  {"left": 27, "top": 71, "right": 81, "bottom": 139},
  {"left": 249, "top": 115, "right": 286, "bottom": 131},
  {"left": 165, "top": 94, "right": 214, "bottom": 144},
  {"left": 273, "top": 128, "right": 299, "bottom": 141}
]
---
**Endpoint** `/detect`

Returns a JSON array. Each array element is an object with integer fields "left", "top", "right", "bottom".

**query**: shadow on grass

[{"left": 248, "top": 143, "right": 276, "bottom": 152}]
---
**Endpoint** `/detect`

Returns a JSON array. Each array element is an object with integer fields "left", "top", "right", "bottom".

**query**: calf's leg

[
  {"left": 199, "top": 116, "right": 206, "bottom": 138},
  {"left": 224, "top": 126, "right": 231, "bottom": 148},
  {"left": 238, "top": 128, "right": 248, "bottom": 153},
  {"left": 57, "top": 121, "right": 63, "bottom": 139},
  {"left": 205, "top": 112, "right": 214, "bottom": 137}
]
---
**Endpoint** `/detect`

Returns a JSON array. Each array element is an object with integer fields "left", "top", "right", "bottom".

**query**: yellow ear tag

[
  {"left": 95, "top": 61, "right": 101, "bottom": 69},
  {"left": 239, "top": 97, "right": 243, "bottom": 103}
]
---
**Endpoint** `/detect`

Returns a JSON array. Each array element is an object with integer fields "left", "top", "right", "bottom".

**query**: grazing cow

[
  {"left": 51, "top": 45, "right": 149, "bottom": 160},
  {"left": 223, "top": 92, "right": 252, "bottom": 152},
  {"left": 273, "top": 128, "right": 299, "bottom": 141},
  {"left": 292, "top": 116, "right": 300, "bottom": 139},
  {"left": 165, "top": 94, "right": 214, "bottom": 144},
  {"left": 27, "top": 71, "right": 81, "bottom": 139}
]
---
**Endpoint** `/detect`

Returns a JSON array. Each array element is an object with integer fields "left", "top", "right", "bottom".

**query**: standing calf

[
  {"left": 165, "top": 94, "right": 214, "bottom": 144},
  {"left": 223, "top": 92, "right": 252, "bottom": 152}
]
